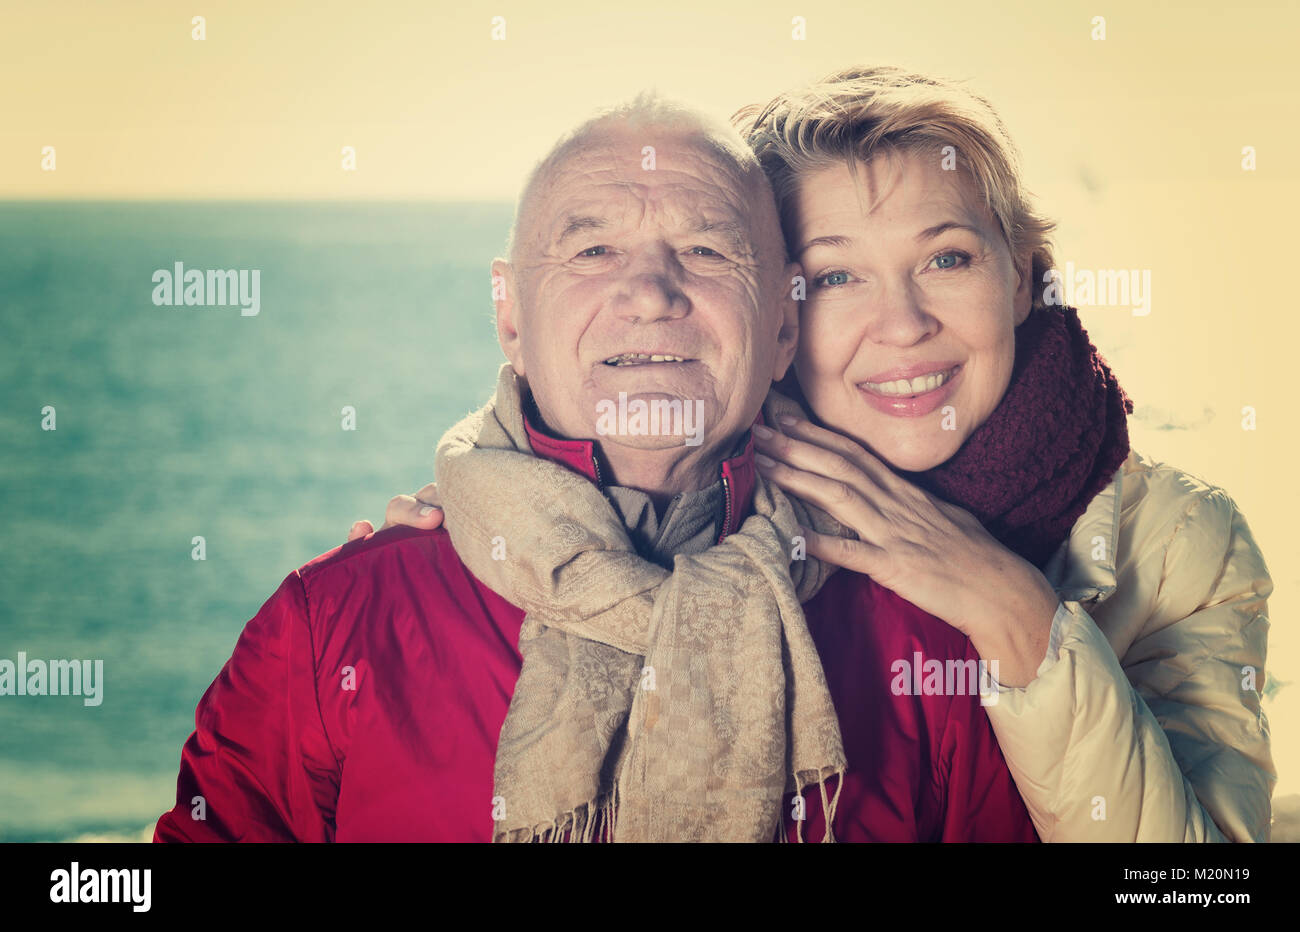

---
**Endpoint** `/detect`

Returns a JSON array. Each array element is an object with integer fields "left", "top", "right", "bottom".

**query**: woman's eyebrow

[
  {"left": 797, "top": 222, "right": 983, "bottom": 256},
  {"left": 915, "top": 221, "right": 983, "bottom": 241},
  {"left": 797, "top": 234, "right": 853, "bottom": 256}
]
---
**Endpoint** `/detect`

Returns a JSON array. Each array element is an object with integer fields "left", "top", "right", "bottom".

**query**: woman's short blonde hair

[{"left": 732, "top": 65, "right": 1057, "bottom": 308}]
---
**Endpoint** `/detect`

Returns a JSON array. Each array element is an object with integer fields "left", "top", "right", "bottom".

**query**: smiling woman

[
  {"left": 734, "top": 65, "right": 1275, "bottom": 842},
  {"left": 790, "top": 154, "right": 1024, "bottom": 441}
]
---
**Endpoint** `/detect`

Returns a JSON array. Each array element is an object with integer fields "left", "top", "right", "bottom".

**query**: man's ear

[
  {"left": 772, "top": 260, "right": 802, "bottom": 381},
  {"left": 492, "top": 258, "right": 525, "bottom": 376},
  {"left": 1012, "top": 250, "right": 1034, "bottom": 325}
]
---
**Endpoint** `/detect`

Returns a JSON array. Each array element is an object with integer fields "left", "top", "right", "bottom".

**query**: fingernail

[
  {"left": 419, "top": 505, "right": 440, "bottom": 516},
  {"left": 755, "top": 453, "right": 777, "bottom": 468},
  {"left": 778, "top": 414, "right": 799, "bottom": 427},
  {"left": 752, "top": 424, "right": 774, "bottom": 439}
]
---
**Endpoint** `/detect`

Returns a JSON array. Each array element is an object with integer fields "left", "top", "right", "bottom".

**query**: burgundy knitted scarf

[{"left": 894, "top": 305, "right": 1134, "bottom": 569}]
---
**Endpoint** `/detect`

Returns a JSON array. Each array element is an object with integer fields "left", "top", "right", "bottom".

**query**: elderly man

[{"left": 154, "top": 97, "right": 1036, "bottom": 843}]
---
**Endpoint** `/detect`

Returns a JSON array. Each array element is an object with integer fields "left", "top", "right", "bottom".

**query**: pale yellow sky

[
  {"left": 5, "top": 0, "right": 1299, "bottom": 794},
  {"left": 4, "top": 0, "right": 1296, "bottom": 199}
]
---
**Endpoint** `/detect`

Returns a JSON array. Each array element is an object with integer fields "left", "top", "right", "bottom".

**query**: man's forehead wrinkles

[
  {"left": 549, "top": 179, "right": 747, "bottom": 223},
  {"left": 555, "top": 169, "right": 741, "bottom": 202},
  {"left": 550, "top": 200, "right": 751, "bottom": 241},
  {"left": 527, "top": 143, "right": 771, "bottom": 258}
]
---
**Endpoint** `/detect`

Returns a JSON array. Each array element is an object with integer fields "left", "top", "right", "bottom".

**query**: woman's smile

[{"left": 856, "top": 363, "right": 962, "bottom": 417}]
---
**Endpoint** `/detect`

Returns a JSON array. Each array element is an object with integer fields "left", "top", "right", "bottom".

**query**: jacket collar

[
  {"left": 520, "top": 399, "right": 758, "bottom": 544},
  {"left": 1042, "top": 451, "right": 1130, "bottom": 606}
]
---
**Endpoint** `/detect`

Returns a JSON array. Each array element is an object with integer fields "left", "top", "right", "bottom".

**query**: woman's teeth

[
  {"left": 603, "top": 353, "right": 687, "bottom": 366},
  {"left": 861, "top": 368, "right": 955, "bottom": 396}
]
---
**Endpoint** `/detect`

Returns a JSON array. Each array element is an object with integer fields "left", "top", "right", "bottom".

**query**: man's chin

[
  {"left": 596, "top": 433, "right": 708, "bottom": 453},
  {"left": 584, "top": 387, "right": 716, "bottom": 450}
]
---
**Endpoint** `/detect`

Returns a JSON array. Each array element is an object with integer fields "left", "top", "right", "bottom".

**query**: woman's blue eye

[
  {"left": 817, "top": 271, "right": 850, "bottom": 287},
  {"left": 932, "top": 252, "right": 966, "bottom": 270}
]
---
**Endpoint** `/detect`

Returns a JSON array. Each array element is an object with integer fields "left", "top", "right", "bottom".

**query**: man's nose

[{"left": 610, "top": 247, "right": 690, "bottom": 323}]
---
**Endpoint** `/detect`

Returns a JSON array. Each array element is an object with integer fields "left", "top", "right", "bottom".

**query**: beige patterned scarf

[{"left": 434, "top": 364, "right": 848, "bottom": 842}]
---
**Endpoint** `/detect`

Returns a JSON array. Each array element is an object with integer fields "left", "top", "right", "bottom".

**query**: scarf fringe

[
  {"left": 500, "top": 770, "right": 845, "bottom": 843},
  {"left": 494, "top": 790, "right": 618, "bottom": 844},
  {"left": 777, "top": 767, "right": 846, "bottom": 844}
]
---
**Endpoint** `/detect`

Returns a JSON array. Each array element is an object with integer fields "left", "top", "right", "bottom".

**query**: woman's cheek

[{"left": 817, "top": 329, "right": 858, "bottom": 386}]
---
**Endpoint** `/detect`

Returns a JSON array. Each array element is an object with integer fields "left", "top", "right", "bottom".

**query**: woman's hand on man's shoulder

[{"left": 348, "top": 482, "right": 443, "bottom": 541}]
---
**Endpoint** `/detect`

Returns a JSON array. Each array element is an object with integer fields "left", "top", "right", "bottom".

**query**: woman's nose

[{"left": 863, "top": 281, "right": 938, "bottom": 346}]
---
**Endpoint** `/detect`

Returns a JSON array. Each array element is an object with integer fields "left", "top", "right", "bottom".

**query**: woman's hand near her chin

[{"left": 753, "top": 414, "right": 1060, "bottom": 687}]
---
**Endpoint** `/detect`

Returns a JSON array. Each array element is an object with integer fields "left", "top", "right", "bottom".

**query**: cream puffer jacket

[{"left": 985, "top": 447, "right": 1275, "bottom": 841}]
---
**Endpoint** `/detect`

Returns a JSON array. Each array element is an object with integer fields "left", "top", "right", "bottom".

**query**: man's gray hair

[{"left": 505, "top": 91, "right": 771, "bottom": 264}]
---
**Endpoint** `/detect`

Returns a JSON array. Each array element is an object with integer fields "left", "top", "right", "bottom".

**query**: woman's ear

[
  {"left": 492, "top": 258, "right": 525, "bottom": 376},
  {"left": 772, "top": 260, "right": 802, "bottom": 381}
]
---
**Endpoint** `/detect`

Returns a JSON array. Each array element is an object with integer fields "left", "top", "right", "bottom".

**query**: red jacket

[{"left": 156, "top": 415, "right": 1038, "bottom": 843}]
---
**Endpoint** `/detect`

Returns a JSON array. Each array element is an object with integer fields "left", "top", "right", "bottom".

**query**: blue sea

[{"left": 0, "top": 202, "right": 514, "bottom": 841}]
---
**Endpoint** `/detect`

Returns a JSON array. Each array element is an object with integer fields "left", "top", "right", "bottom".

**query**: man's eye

[
  {"left": 577, "top": 246, "right": 608, "bottom": 258},
  {"left": 814, "top": 270, "right": 850, "bottom": 287},
  {"left": 687, "top": 246, "right": 724, "bottom": 258},
  {"left": 930, "top": 251, "right": 969, "bottom": 270}
]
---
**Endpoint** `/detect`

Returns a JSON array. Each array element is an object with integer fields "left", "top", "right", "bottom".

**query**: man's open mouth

[{"left": 602, "top": 353, "right": 693, "bottom": 366}]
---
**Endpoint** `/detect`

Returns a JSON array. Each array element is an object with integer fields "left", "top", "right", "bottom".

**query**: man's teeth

[
  {"left": 603, "top": 353, "right": 687, "bottom": 365},
  {"left": 862, "top": 369, "right": 953, "bottom": 396}
]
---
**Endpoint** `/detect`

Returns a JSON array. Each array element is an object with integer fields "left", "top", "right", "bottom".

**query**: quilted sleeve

[{"left": 984, "top": 488, "right": 1274, "bottom": 841}]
